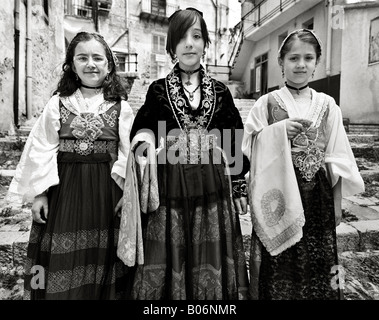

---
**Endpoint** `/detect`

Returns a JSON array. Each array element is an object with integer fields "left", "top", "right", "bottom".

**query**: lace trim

[
  {"left": 306, "top": 91, "right": 329, "bottom": 129},
  {"left": 271, "top": 91, "right": 288, "bottom": 112},
  {"left": 59, "top": 90, "right": 116, "bottom": 116}
]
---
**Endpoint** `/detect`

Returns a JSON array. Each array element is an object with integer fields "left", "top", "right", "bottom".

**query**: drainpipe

[
  {"left": 14, "top": 0, "right": 20, "bottom": 127},
  {"left": 326, "top": 0, "right": 333, "bottom": 94},
  {"left": 26, "top": 0, "right": 32, "bottom": 120},
  {"left": 211, "top": 0, "right": 218, "bottom": 66},
  {"left": 126, "top": 0, "right": 130, "bottom": 53},
  {"left": 92, "top": 0, "right": 99, "bottom": 31}
]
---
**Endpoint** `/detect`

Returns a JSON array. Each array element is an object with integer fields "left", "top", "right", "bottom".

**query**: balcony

[
  {"left": 228, "top": 0, "right": 324, "bottom": 80},
  {"left": 64, "top": 0, "right": 112, "bottom": 19},
  {"left": 139, "top": 0, "right": 178, "bottom": 24},
  {"left": 241, "top": 0, "right": 323, "bottom": 41},
  {"left": 206, "top": 65, "right": 231, "bottom": 82}
]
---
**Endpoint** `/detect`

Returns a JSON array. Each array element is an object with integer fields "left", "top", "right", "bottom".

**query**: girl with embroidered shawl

[
  {"left": 242, "top": 29, "right": 365, "bottom": 300},
  {"left": 120, "top": 8, "right": 249, "bottom": 300},
  {"left": 7, "top": 32, "right": 135, "bottom": 299}
]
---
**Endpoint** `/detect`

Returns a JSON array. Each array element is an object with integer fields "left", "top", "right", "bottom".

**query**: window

[
  {"left": 115, "top": 54, "right": 126, "bottom": 72},
  {"left": 278, "top": 31, "right": 288, "bottom": 52},
  {"left": 151, "top": 0, "right": 166, "bottom": 16},
  {"left": 303, "top": 18, "right": 314, "bottom": 30},
  {"left": 153, "top": 35, "right": 166, "bottom": 54},
  {"left": 114, "top": 52, "right": 138, "bottom": 73},
  {"left": 151, "top": 34, "right": 167, "bottom": 79},
  {"left": 251, "top": 53, "right": 268, "bottom": 97}
]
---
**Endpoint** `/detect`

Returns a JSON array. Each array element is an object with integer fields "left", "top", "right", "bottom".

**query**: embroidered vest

[{"left": 267, "top": 92, "right": 330, "bottom": 182}]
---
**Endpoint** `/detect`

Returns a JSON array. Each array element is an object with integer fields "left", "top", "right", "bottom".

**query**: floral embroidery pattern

[
  {"left": 165, "top": 65, "right": 216, "bottom": 163},
  {"left": 70, "top": 113, "right": 105, "bottom": 141},
  {"left": 293, "top": 146, "right": 325, "bottom": 182},
  {"left": 102, "top": 110, "right": 118, "bottom": 127},
  {"left": 270, "top": 90, "right": 329, "bottom": 182},
  {"left": 60, "top": 106, "right": 71, "bottom": 123},
  {"left": 261, "top": 189, "right": 286, "bottom": 227},
  {"left": 166, "top": 65, "right": 215, "bottom": 132}
]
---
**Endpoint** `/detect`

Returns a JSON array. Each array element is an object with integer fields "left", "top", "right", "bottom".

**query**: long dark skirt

[
  {"left": 23, "top": 152, "right": 132, "bottom": 300},
  {"left": 131, "top": 152, "right": 249, "bottom": 300},
  {"left": 252, "top": 167, "right": 341, "bottom": 300}
]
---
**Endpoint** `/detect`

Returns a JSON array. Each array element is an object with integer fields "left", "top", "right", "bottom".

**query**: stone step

[
  {"left": 347, "top": 124, "right": 379, "bottom": 135},
  {"left": 348, "top": 134, "right": 379, "bottom": 144},
  {"left": 1, "top": 216, "right": 378, "bottom": 273}
]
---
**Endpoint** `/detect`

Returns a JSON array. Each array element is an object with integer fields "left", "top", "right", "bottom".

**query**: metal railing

[
  {"left": 242, "top": 0, "right": 295, "bottom": 35},
  {"left": 228, "top": 21, "right": 244, "bottom": 68},
  {"left": 228, "top": 0, "right": 296, "bottom": 69},
  {"left": 64, "top": 0, "right": 111, "bottom": 18},
  {"left": 64, "top": 0, "right": 93, "bottom": 18},
  {"left": 140, "top": 0, "right": 178, "bottom": 18}
]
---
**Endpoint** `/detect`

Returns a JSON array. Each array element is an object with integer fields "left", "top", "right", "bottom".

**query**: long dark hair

[
  {"left": 54, "top": 32, "right": 127, "bottom": 102},
  {"left": 166, "top": 8, "right": 211, "bottom": 61}
]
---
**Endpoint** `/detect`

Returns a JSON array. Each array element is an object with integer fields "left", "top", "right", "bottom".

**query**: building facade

[
  {"left": 0, "top": 0, "right": 66, "bottom": 132},
  {"left": 0, "top": 0, "right": 240, "bottom": 133},
  {"left": 229, "top": 0, "right": 379, "bottom": 124}
]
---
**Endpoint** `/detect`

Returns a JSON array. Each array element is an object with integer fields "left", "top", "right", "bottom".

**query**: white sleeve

[
  {"left": 111, "top": 100, "right": 134, "bottom": 190},
  {"left": 242, "top": 95, "right": 269, "bottom": 160},
  {"left": 324, "top": 99, "right": 365, "bottom": 197},
  {"left": 7, "top": 95, "right": 61, "bottom": 203}
]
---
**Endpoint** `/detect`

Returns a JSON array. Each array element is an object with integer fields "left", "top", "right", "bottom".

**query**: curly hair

[{"left": 54, "top": 32, "right": 127, "bottom": 102}]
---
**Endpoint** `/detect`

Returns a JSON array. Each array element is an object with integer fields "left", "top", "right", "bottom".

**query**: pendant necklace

[
  {"left": 285, "top": 82, "right": 309, "bottom": 95},
  {"left": 178, "top": 66, "right": 201, "bottom": 86},
  {"left": 183, "top": 83, "right": 201, "bottom": 102},
  {"left": 81, "top": 83, "right": 103, "bottom": 95}
]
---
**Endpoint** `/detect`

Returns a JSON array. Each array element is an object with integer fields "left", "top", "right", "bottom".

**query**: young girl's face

[
  {"left": 175, "top": 18, "right": 204, "bottom": 70},
  {"left": 72, "top": 38, "right": 110, "bottom": 87},
  {"left": 280, "top": 38, "right": 318, "bottom": 87}
]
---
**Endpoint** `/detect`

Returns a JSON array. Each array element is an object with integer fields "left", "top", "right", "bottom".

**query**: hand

[
  {"left": 285, "top": 118, "right": 305, "bottom": 140},
  {"left": 233, "top": 196, "right": 248, "bottom": 215},
  {"left": 31, "top": 194, "right": 48, "bottom": 224},
  {"left": 114, "top": 197, "right": 123, "bottom": 217}
]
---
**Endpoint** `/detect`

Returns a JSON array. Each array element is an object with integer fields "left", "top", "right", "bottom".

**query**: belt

[
  {"left": 165, "top": 133, "right": 218, "bottom": 163},
  {"left": 59, "top": 139, "right": 118, "bottom": 156}
]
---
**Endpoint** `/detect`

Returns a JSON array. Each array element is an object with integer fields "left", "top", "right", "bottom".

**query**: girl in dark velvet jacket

[{"left": 126, "top": 8, "right": 250, "bottom": 300}]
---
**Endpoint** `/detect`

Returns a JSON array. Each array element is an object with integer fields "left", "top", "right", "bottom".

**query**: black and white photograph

[{"left": 0, "top": 0, "right": 378, "bottom": 313}]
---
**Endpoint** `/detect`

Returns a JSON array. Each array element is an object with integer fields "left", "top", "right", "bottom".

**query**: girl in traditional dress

[
  {"left": 119, "top": 7, "right": 249, "bottom": 300},
  {"left": 242, "top": 29, "right": 365, "bottom": 300},
  {"left": 8, "top": 32, "right": 134, "bottom": 299}
]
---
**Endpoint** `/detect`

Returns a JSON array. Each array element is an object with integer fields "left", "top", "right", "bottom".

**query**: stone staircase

[
  {"left": 127, "top": 79, "right": 150, "bottom": 115},
  {"left": 234, "top": 99, "right": 255, "bottom": 123}
]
